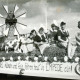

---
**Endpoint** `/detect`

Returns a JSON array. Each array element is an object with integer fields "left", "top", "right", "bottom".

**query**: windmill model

[{"left": 0, "top": 5, "right": 27, "bottom": 42}]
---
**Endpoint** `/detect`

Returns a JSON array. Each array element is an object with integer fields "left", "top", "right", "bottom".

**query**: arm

[
  {"left": 57, "top": 30, "right": 65, "bottom": 42},
  {"left": 34, "top": 41, "right": 43, "bottom": 45},
  {"left": 45, "top": 33, "right": 49, "bottom": 42},
  {"left": 66, "top": 30, "right": 70, "bottom": 43},
  {"left": 26, "top": 38, "right": 34, "bottom": 44},
  {"left": 58, "top": 36, "right": 66, "bottom": 42}
]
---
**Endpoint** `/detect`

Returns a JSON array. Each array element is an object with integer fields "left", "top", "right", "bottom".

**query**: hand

[
  {"left": 64, "top": 40, "right": 68, "bottom": 43},
  {"left": 34, "top": 42, "right": 38, "bottom": 44}
]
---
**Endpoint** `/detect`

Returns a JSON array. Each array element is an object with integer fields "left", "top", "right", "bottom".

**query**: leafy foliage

[
  {"left": 43, "top": 45, "right": 67, "bottom": 62},
  {"left": 76, "top": 46, "right": 80, "bottom": 53}
]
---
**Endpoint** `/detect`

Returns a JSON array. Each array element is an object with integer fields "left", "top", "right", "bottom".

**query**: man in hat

[{"left": 57, "top": 22, "right": 69, "bottom": 48}]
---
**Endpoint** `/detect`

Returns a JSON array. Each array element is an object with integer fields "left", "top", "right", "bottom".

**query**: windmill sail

[
  {"left": 3, "top": 28, "right": 9, "bottom": 36},
  {"left": 0, "top": 14, "right": 5, "bottom": 19},
  {"left": 17, "top": 22, "right": 27, "bottom": 27},
  {"left": 19, "top": 13, "right": 26, "bottom": 17},
  {"left": 16, "top": 12, "right": 26, "bottom": 18},
  {"left": 14, "top": 28, "right": 19, "bottom": 36},
  {"left": 3, "top": 5, "right": 8, "bottom": 13},
  {"left": 14, "top": 5, "right": 19, "bottom": 13},
  {"left": 14, "top": 25, "right": 20, "bottom": 35},
  {"left": 0, "top": 24, "right": 6, "bottom": 27}
]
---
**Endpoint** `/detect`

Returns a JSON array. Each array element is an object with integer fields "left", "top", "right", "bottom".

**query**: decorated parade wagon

[{"left": 0, "top": 4, "right": 79, "bottom": 80}]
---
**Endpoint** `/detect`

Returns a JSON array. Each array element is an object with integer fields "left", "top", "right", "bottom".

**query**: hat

[
  {"left": 51, "top": 24, "right": 56, "bottom": 28},
  {"left": 78, "top": 21, "right": 80, "bottom": 24},
  {"left": 39, "top": 27, "right": 44, "bottom": 32},
  {"left": 60, "top": 22, "right": 66, "bottom": 26}
]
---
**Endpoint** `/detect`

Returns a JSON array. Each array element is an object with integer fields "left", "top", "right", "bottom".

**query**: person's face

[
  {"left": 30, "top": 34, "right": 33, "bottom": 39},
  {"left": 52, "top": 26, "right": 56, "bottom": 30},
  {"left": 16, "top": 36, "right": 18, "bottom": 39},
  {"left": 39, "top": 30, "right": 44, "bottom": 34},
  {"left": 21, "top": 35, "right": 24, "bottom": 38},
  {"left": 15, "top": 36, "right": 18, "bottom": 39},
  {"left": 32, "top": 31, "right": 36, "bottom": 37},
  {"left": 23, "top": 35, "right": 25, "bottom": 38},
  {"left": 61, "top": 25, "right": 66, "bottom": 30}
]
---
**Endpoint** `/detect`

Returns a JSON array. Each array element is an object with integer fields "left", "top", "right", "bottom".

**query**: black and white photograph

[{"left": 0, "top": 0, "right": 80, "bottom": 80}]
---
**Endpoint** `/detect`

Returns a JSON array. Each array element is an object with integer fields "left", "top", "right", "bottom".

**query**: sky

[{"left": 0, "top": 0, "right": 80, "bottom": 38}]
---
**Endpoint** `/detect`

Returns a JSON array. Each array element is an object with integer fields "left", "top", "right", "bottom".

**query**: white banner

[{"left": 0, "top": 61, "right": 80, "bottom": 79}]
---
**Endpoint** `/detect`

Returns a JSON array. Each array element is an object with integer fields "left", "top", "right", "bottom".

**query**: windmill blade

[
  {"left": 2, "top": 5, "right": 8, "bottom": 14},
  {"left": 0, "top": 24, "right": 6, "bottom": 27},
  {"left": 14, "top": 5, "right": 19, "bottom": 13},
  {"left": 17, "top": 22, "right": 27, "bottom": 27},
  {"left": 0, "top": 14, "right": 5, "bottom": 19},
  {"left": 19, "top": 13, "right": 26, "bottom": 18},
  {"left": 13, "top": 4, "right": 16, "bottom": 13},
  {"left": 3, "top": 28, "right": 9, "bottom": 36},
  {"left": 14, "top": 26, "right": 20, "bottom": 35},
  {"left": 16, "top": 12, "right": 26, "bottom": 18}
]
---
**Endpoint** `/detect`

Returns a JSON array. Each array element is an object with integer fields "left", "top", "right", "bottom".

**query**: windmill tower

[{"left": 0, "top": 5, "right": 27, "bottom": 42}]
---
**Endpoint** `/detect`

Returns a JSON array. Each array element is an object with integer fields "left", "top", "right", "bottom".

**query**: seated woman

[
  {"left": 47, "top": 24, "right": 58, "bottom": 45},
  {"left": 57, "top": 22, "right": 69, "bottom": 48},
  {"left": 38, "top": 27, "right": 50, "bottom": 54},
  {"left": 30, "top": 29, "right": 49, "bottom": 55},
  {"left": 38, "top": 27, "right": 48, "bottom": 42},
  {"left": 25, "top": 33, "right": 36, "bottom": 54},
  {"left": 50, "top": 24, "right": 58, "bottom": 44}
]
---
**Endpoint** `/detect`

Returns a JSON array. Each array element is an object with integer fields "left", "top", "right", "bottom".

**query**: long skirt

[
  {"left": 68, "top": 40, "right": 77, "bottom": 59},
  {"left": 38, "top": 43, "right": 50, "bottom": 54},
  {"left": 21, "top": 44, "right": 35, "bottom": 53}
]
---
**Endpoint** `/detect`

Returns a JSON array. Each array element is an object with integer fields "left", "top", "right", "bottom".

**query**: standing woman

[
  {"left": 30, "top": 29, "right": 49, "bottom": 55},
  {"left": 30, "top": 29, "right": 41, "bottom": 43},
  {"left": 57, "top": 22, "right": 69, "bottom": 48},
  {"left": 47, "top": 24, "right": 59, "bottom": 45},
  {"left": 67, "top": 21, "right": 80, "bottom": 60},
  {"left": 25, "top": 33, "right": 36, "bottom": 53},
  {"left": 50, "top": 24, "right": 58, "bottom": 44},
  {"left": 76, "top": 21, "right": 80, "bottom": 46}
]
